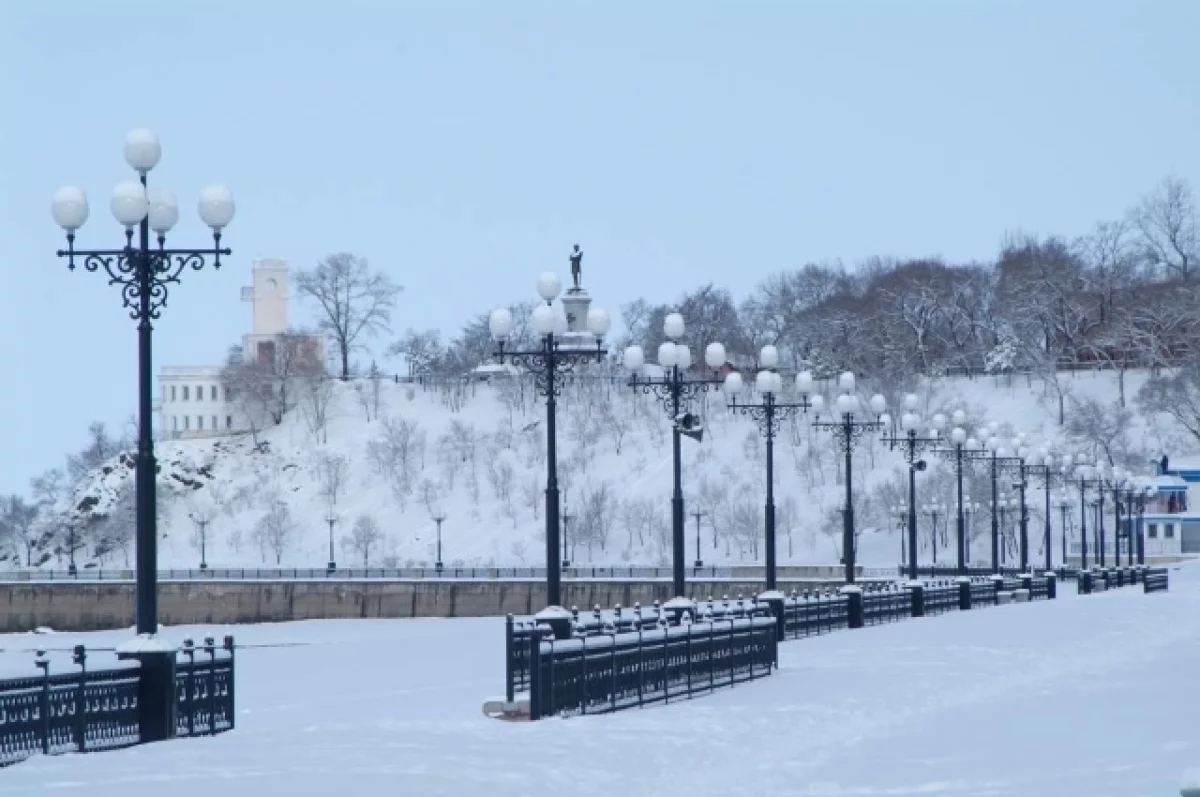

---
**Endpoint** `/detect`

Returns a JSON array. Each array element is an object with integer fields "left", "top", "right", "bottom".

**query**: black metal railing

[
  {"left": 778, "top": 590, "right": 850, "bottom": 639},
  {"left": 970, "top": 580, "right": 998, "bottom": 607},
  {"left": 175, "top": 637, "right": 235, "bottom": 738},
  {"left": 0, "top": 638, "right": 236, "bottom": 768},
  {"left": 861, "top": 586, "right": 911, "bottom": 625},
  {"left": 1143, "top": 568, "right": 1169, "bottom": 594},
  {"left": 0, "top": 648, "right": 140, "bottom": 767},
  {"left": 922, "top": 583, "right": 961, "bottom": 616},
  {"left": 0, "top": 565, "right": 877, "bottom": 583},
  {"left": 525, "top": 616, "right": 778, "bottom": 719},
  {"left": 897, "top": 564, "right": 1027, "bottom": 579}
]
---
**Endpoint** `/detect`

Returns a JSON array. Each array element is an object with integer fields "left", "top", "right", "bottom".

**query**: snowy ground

[{"left": 2, "top": 563, "right": 1197, "bottom": 796}]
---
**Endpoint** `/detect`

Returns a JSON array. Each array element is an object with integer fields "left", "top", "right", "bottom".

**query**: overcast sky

[{"left": 1, "top": 0, "right": 1197, "bottom": 494}]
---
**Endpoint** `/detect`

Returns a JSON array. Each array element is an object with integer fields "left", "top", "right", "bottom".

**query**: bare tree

[
  {"left": 253, "top": 500, "right": 293, "bottom": 565},
  {"left": 1133, "top": 176, "right": 1198, "bottom": 281},
  {"left": 313, "top": 451, "right": 349, "bottom": 511},
  {"left": 367, "top": 416, "right": 425, "bottom": 509},
  {"left": 298, "top": 375, "right": 335, "bottom": 442},
  {"left": 221, "top": 333, "right": 323, "bottom": 442},
  {"left": 297, "top": 253, "right": 402, "bottom": 380},
  {"left": 66, "top": 421, "right": 121, "bottom": 485},
  {"left": 387, "top": 329, "right": 444, "bottom": 377},
  {"left": 1, "top": 496, "right": 39, "bottom": 566},
  {"left": 343, "top": 514, "right": 384, "bottom": 567},
  {"left": 1138, "top": 365, "right": 1200, "bottom": 446}
]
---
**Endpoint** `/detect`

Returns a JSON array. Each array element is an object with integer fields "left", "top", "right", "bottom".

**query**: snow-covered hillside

[{"left": 39, "top": 366, "right": 1180, "bottom": 570}]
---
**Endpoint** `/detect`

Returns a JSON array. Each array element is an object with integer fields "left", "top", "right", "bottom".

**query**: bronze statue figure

[{"left": 569, "top": 244, "right": 583, "bottom": 290}]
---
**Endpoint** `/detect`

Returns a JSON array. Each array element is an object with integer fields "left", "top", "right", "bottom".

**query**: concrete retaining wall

[{"left": 0, "top": 579, "right": 848, "bottom": 633}]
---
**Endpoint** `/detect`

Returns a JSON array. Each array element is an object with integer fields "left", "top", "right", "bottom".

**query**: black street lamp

[
  {"left": 882, "top": 395, "right": 944, "bottom": 581},
  {"left": 1053, "top": 490, "right": 1072, "bottom": 569},
  {"left": 562, "top": 506, "right": 571, "bottom": 569},
  {"left": 922, "top": 500, "right": 947, "bottom": 564},
  {"left": 692, "top": 510, "right": 706, "bottom": 568},
  {"left": 325, "top": 512, "right": 338, "bottom": 574},
  {"left": 433, "top": 513, "right": 446, "bottom": 572},
  {"left": 974, "top": 426, "right": 1029, "bottom": 574},
  {"left": 930, "top": 410, "right": 982, "bottom": 576},
  {"left": 1134, "top": 481, "right": 1153, "bottom": 565},
  {"left": 623, "top": 312, "right": 725, "bottom": 596},
  {"left": 490, "top": 270, "right": 610, "bottom": 608},
  {"left": 67, "top": 521, "right": 78, "bottom": 578},
  {"left": 1025, "top": 451, "right": 1063, "bottom": 572},
  {"left": 52, "top": 129, "right": 234, "bottom": 637},
  {"left": 891, "top": 504, "right": 908, "bottom": 567},
  {"left": 809, "top": 372, "right": 887, "bottom": 584},
  {"left": 1072, "top": 462, "right": 1107, "bottom": 570},
  {"left": 189, "top": 512, "right": 210, "bottom": 571},
  {"left": 723, "top": 348, "right": 814, "bottom": 591}
]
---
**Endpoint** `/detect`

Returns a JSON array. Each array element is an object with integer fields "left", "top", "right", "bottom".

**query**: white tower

[{"left": 242, "top": 259, "right": 290, "bottom": 364}]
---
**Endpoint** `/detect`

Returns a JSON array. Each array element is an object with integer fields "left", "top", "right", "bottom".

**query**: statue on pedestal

[{"left": 569, "top": 244, "right": 583, "bottom": 291}]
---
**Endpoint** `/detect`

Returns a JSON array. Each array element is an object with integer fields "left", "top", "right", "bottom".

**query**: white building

[{"left": 157, "top": 258, "right": 317, "bottom": 440}]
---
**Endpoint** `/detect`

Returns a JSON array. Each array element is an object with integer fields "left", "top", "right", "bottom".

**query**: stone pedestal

[{"left": 559, "top": 289, "right": 599, "bottom": 350}]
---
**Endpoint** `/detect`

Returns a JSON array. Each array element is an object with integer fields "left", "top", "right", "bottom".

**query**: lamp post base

[
  {"left": 68, "top": 564, "right": 78, "bottom": 577},
  {"left": 560, "top": 559, "right": 570, "bottom": 569},
  {"left": 326, "top": 561, "right": 336, "bottom": 574},
  {"left": 694, "top": 559, "right": 703, "bottom": 568},
  {"left": 435, "top": 561, "right": 444, "bottom": 572}
]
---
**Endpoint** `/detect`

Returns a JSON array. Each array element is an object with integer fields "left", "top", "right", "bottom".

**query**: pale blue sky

[{"left": 1, "top": 0, "right": 1197, "bottom": 494}]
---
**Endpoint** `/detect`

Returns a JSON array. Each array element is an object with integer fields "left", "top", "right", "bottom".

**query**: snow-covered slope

[{"left": 46, "top": 366, "right": 1171, "bottom": 570}]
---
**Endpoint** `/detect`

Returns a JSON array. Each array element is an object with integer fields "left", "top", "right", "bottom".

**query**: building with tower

[{"left": 156, "top": 258, "right": 323, "bottom": 439}]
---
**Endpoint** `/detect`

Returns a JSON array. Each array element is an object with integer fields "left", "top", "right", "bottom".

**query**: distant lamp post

[
  {"left": 490, "top": 271, "right": 610, "bottom": 608},
  {"left": 723, "top": 348, "right": 814, "bottom": 590},
  {"left": 977, "top": 427, "right": 1028, "bottom": 573},
  {"left": 189, "top": 512, "right": 210, "bottom": 571},
  {"left": 433, "top": 512, "right": 446, "bottom": 572},
  {"left": 892, "top": 504, "right": 908, "bottom": 566},
  {"left": 325, "top": 513, "right": 337, "bottom": 574},
  {"left": 882, "top": 395, "right": 943, "bottom": 580},
  {"left": 562, "top": 503, "right": 572, "bottom": 569},
  {"left": 922, "top": 500, "right": 946, "bottom": 564},
  {"left": 1026, "top": 447, "right": 1063, "bottom": 571},
  {"left": 67, "top": 522, "right": 79, "bottom": 578},
  {"left": 624, "top": 312, "right": 726, "bottom": 596},
  {"left": 52, "top": 129, "right": 234, "bottom": 636},
  {"left": 1053, "top": 490, "right": 1072, "bottom": 568},
  {"left": 692, "top": 510, "right": 706, "bottom": 568},
  {"left": 810, "top": 372, "right": 887, "bottom": 584},
  {"left": 1073, "top": 462, "right": 1107, "bottom": 569}
]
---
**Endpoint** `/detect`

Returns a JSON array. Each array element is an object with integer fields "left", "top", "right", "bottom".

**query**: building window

[
  {"left": 226, "top": 415, "right": 233, "bottom": 429},
  {"left": 170, "top": 386, "right": 177, "bottom": 401},
  {"left": 195, "top": 385, "right": 204, "bottom": 401},
  {"left": 225, "top": 386, "right": 232, "bottom": 402},
  {"left": 182, "top": 386, "right": 189, "bottom": 400},
  {"left": 184, "top": 416, "right": 190, "bottom": 430},
  {"left": 1148, "top": 524, "right": 1158, "bottom": 538},
  {"left": 212, "top": 415, "right": 218, "bottom": 429},
  {"left": 172, "top": 416, "right": 177, "bottom": 431},
  {"left": 1165, "top": 524, "right": 1175, "bottom": 538},
  {"left": 198, "top": 416, "right": 204, "bottom": 430}
]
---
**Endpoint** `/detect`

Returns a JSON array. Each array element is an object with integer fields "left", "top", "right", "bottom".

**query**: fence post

[
  {"left": 224, "top": 636, "right": 235, "bottom": 731},
  {"left": 182, "top": 639, "right": 196, "bottom": 737},
  {"left": 757, "top": 590, "right": 786, "bottom": 642},
  {"left": 116, "top": 635, "right": 178, "bottom": 744},
  {"left": 72, "top": 645, "right": 87, "bottom": 753},
  {"left": 1020, "top": 574, "right": 1033, "bottom": 595},
  {"left": 35, "top": 651, "right": 50, "bottom": 755},
  {"left": 908, "top": 582, "right": 925, "bottom": 617},
  {"left": 957, "top": 577, "right": 972, "bottom": 611},
  {"left": 1046, "top": 572, "right": 1057, "bottom": 600},
  {"left": 991, "top": 574, "right": 1005, "bottom": 604},
  {"left": 527, "top": 629, "right": 541, "bottom": 721},
  {"left": 504, "top": 615, "right": 515, "bottom": 704},
  {"left": 842, "top": 586, "right": 864, "bottom": 629},
  {"left": 1080, "top": 570, "right": 1092, "bottom": 594}
]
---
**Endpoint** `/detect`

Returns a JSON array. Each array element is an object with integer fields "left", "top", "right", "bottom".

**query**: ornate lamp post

[
  {"left": 624, "top": 312, "right": 726, "bottom": 597},
  {"left": 1025, "top": 447, "right": 1063, "bottom": 572},
  {"left": 692, "top": 510, "right": 706, "bottom": 568},
  {"left": 976, "top": 427, "right": 1027, "bottom": 573},
  {"left": 490, "top": 270, "right": 610, "bottom": 608},
  {"left": 930, "top": 410, "right": 982, "bottom": 576},
  {"left": 1073, "top": 462, "right": 1107, "bottom": 570},
  {"left": 882, "top": 395, "right": 944, "bottom": 580},
  {"left": 723, "top": 347, "right": 813, "bottom": 591},
  {"left": 922, "top": 501, "right": 945, "bottom": 564},
  {"left": 52, "top": 129, "right": 234, "bottom": 636},
  {"left": 1053, "top": 490, "right": 1072, "bottom": 568},
  {"left": 809, "top": 372, "right": 887, "bottom": 584},
  {"left": 892, "top": 504, "right": 909, "bottom": 567},
  {"left": 1135, "top": 480, "right": 1154, "bottom": 565}
]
